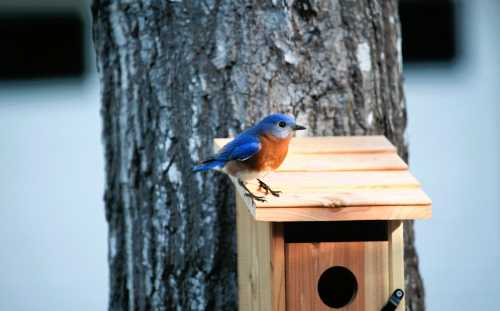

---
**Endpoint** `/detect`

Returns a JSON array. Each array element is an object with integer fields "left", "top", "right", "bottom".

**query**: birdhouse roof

[{"left": 214, "top": 136, "right": 432, "bottom": 222}]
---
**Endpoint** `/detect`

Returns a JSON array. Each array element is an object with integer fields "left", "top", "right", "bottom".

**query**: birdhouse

[{"left": 214, "top": 136, "right": 431, "bottom": 311}]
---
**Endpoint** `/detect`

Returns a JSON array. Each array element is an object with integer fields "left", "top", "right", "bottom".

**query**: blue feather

[{"left": 192, "top": 160, "right": 225, "bottom": 172}]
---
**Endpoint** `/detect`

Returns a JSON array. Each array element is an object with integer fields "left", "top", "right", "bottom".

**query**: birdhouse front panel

[
  {"left": 284, "top": 221, "right": 390, "bottom": 311},
  {"left": 286, "top": 241, "right": 387, "bottom": 311}
]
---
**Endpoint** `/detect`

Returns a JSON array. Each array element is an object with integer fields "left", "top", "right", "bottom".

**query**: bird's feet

[
  {"left": 238, "top": 179, "right": 267, "bottom": 203},
  {"left": 245, "top": 192, "right": 267, "bottom": 202},
  {"left": 257, "top": 179, "right": 282, "bottom": 197}
]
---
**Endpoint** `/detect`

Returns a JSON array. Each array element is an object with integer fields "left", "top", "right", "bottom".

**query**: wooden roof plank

[
  {"left": 288, "top": 135, "right": 397, "bottom": 154},
  {"left": 278, "top": 153, "right": 408, "bottom": 172},
  {"left": 254, "top": 205, "right": 432, "bottom": 222},
  {"left": 215, "top": 135, "right": 396, "bottom": 154},
  {"left": 250, "top": 188, "right": 432, "bottom": 208},
  {"left": 215, "top": 137, "right": 407, "bottom": 172},
  {"left": 248, "top": 170, "right": 420, "bottom": 191}
]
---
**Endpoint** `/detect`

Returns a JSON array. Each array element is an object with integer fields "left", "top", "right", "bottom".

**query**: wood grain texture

[
  {"left": 365, "top": 242, "right": 390, "bottom": 310},
  {"left": 215, "top": 137, "right": 408, "bottom": 172},
  {"left": 271, "top": 223, "right": 286, "bottom": 311},
  {"left": 216, "top": 135, "right": 397, "bottom": 154},
  {"left": 286, "top": 242, "right": 390, "bottom": 311},
  {"left": 253, "top": 188, "right": 431, "bottom": 208},
  {"left": 236, "top": 196, "right": 286, "bottom": 311},
  {"left": 278, "top": 153, "right": 408, "bottom": 172},
  {"left": 255, "top": 205, "right": 432, "bottom": 222},
  {"left": 221, "top": 136, "right": 431, "bottom": 222},
  {"left": 389, "top": 221, "right": 406, "bottom": 311},
  {"left": 254, "top": 170, "right": 421, "bottom": 191},
  {"left": 236, "top": 195, "right": 273, "bottom": 311}
]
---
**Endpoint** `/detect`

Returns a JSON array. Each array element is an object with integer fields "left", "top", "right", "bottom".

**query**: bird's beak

[{"left": 293, "top": 124, "right": 306, "bottom": 131}]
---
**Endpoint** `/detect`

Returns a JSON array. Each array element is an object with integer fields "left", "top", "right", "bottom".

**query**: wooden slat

[
  {"left": 388, "top": 221, "right": 406, "bottom": 311},
  {"left": 272, "top": 224, "right": 286, "bottom": 311},
  {"left": 231, "top": 176, "right": 432, "bottom": 221},
  {"left": 278, "top": 153, "right": 407, "bottom": 171},
  {"left": 214, "top": 139, "right": 407, "bottom": 172},
  {"left": 289, "top": 135, "right": 396, "bottom": 154},
  {"left": 252, "top": 188, "right": 431, "bottom": 208},
  {"left": 249, "top": 170, "right": 420, "bottom": 192},
  {"left": 365, "top": 241, "right": 390, "bottom": 310},
  {"left": 215, "top": 135, "right": 396, "bottom": 154},
  {"left": 236, "top": 196, "right": 286, "bottom": 311},
  {"left": 255, "top": 205, "right": 432, "bottom": 222},
  {"left": 236, "top": 195, "right": 273, "bottom": 311}
]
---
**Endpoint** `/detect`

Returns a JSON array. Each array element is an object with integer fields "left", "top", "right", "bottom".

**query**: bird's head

[{"left": 256, "top": 114, "right": 306, "bottom": 139}]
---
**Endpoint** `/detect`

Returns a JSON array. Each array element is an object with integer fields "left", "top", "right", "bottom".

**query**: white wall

[
  {"left": 0, "top": 78, "right": 108, "bottom": 311},
  {"left": 0, "top": 78, "right": 107, "bottom": 311},
  {"left": 0, "top": 1, "right": 108, "bottom": 310},
  {"left": 406, "top": 0, "right": 500, "bottom": 309}
]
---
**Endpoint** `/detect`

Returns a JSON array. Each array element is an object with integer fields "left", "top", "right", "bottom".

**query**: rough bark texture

[{"left": 92, "top": 0, "right": 424, "bottom": 310}]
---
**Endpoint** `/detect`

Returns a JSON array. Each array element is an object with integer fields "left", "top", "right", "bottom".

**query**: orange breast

[{"left": 244, "top": 133, "right": 291, "bottom": 172}]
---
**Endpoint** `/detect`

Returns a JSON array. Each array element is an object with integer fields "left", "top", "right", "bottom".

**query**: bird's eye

[{"left": 278, "top": 121, "right": 286, "bottom": 128}]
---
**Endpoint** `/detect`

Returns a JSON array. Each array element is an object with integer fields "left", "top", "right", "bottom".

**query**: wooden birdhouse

[{"left": 214, "top": 136, "right": 431, "bottom": 311}]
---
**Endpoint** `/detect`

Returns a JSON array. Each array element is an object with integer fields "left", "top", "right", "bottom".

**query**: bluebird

[{"left": 193, "top": 114, "right": 306, "bottom": 202}]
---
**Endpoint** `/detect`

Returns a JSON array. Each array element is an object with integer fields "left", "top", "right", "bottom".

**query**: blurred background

[
  {"left": 0, "top": 0, "right": 107, "bottom": 310},
  {"left": 0, "top": 0, "right": 498, "bottom": 310}
]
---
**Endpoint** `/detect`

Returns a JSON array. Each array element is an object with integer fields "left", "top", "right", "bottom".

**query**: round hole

[{"left": 317, "top": 266, "right": 358, "bottom": 308}]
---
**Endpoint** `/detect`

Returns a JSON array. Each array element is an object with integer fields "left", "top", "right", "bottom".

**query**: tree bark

[{"left": 92, "top": 0, "right": 425, "bottom": 310}]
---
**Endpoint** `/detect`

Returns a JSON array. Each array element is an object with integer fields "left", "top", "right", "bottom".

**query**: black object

[
  {"left": 399, "top": 0, "right": 457, "bottom": 63},
  {"left": 284, "top": 220, "right": 388, "bottom": 243},
  {"left": 381, "top": 289, "right": 405, "bottom": 311},
  {"left": 317, "top": 266, "right": 358, "bottom": 308},
  {"left": 0, "top": 13, "right": 84, "bottom": 80}
]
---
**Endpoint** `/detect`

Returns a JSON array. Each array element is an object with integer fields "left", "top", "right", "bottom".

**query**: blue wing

[
  {"left": 217, "top": 133, "right": 261, "bottom": 162},
  {"left": 193, "top": 132, "right": 260, "bottom": 172}
]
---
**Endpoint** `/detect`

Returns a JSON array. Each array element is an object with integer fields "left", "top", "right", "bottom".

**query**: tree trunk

[{"left": 92, "top": 0, "right": 425, "bottom": 310}]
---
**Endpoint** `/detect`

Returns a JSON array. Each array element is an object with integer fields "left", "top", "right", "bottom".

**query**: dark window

[
  {"left": 0, "top": 13, "right": 84, "bottom": 80},
  {"left": 284, "top": 221, "right": 388, "bottom": 243},
  {"left": 399, "top": 0, "right": 457, "bottom": 63}
]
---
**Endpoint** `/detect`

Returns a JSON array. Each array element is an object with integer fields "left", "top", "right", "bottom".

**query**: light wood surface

[
  {"left": 216, "top": 135, "right": 396, "bottom": 154},
  {"left": 251, "top": 188, "right": 431, "bottom": 207},
  {"left": 271, "top": 223, "right": 286, "bottom": 311},
  {"left": 254, "top": 205, "right": 431, "bottom": 222},
  {"left": 215, "top": 136, "right": 432, "bottom": 221},
  {"left": 388, "top": 220, "right": 406, "bottom": 311},
  {"left": 364, "top": 241, "right": 390, "bottom": 310},
  {"left": 278, "top": 153, "right": 408, "bottom": 171},
  {"left": 236, "top": 195, "right": 272, "bottom": 311},
  {"left": 285, "top": 241, "right": 389, "bottom": 311},
  {"left": 252, "top": 170, "right": 421, "bottom": 190},
  {"left": 236, "top": 196, "right": 285, "bottom": 311}
]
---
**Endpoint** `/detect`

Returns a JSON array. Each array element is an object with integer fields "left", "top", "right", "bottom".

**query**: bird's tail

[{"left": 192, "top": 159, "right": 225, "bottom": 172}]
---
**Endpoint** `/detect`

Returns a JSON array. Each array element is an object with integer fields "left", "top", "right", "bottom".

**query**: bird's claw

[
  {"left": 257, "top": 179, "right": 281, "bottom": 197},
  {"left": 245, "top": 193, "right": 267, "bottom": 202},
  {"left": 239, "top": 179, "right": 267, "bottom": 203},
  {"left": 269, "top": 189, "right": 282, "bottom": 197}
]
